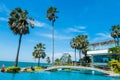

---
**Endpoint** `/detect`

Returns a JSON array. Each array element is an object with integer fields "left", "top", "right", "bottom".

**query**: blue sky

[{"left": 0, "top": 0, "right": 120, "bottom": 62}]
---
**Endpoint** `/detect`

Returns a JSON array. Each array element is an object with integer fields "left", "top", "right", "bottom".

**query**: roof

[{"left": 87, "top": 49, "right": 108, "bottom": 55}]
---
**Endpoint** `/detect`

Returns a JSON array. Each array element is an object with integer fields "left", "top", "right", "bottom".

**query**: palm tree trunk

[
  {"left": 117, "top": 37, "right": 119, "bottom": 46},
  {"left": 38, "top": 58, "right": 40, "bottom": 66},
  {"left": 75, "top": 48, "right": 76, "bottom": 66},
  {"left": 14, "top": 34, "right": 22, "bottom": 67},
  {"left": 79, "top": 50, "right": 81, "bottom": 65},
  {"left": 52, "top": 21, "right": 54, "bottom": 65},
  {"left": 84, "top": 53, "right": 87, "bottom": 66},
  {"left": 114, "top": 38, "right": 116, "bottom": 47}
]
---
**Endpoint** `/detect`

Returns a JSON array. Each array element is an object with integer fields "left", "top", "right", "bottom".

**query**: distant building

[
  {"left": 87, "top": 49, "right": 109, "bottom": 67},
  {"left": 88, "top": 40, "right": 116, "bottom": 67}
]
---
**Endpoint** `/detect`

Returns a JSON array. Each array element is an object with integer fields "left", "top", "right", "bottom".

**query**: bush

[
  {"left": 7, "top": 66, "right": 21, "bottom": 73},
  {"left": 34, "top": 66, "right": 43, "bottom": 71},
  {"left": 109, "top": 60, "right": 120, "bottom": 74}
]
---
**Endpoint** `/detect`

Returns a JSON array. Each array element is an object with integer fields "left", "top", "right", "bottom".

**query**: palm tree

[
  {"left": 8, "top": 7, "right": 34, "bottom": 67},
  {"left": 32, "top": 43, "right": 46, "bottom": 66},
  {"left": 46, "top": 6, "right": 59, "bottom": 64},
  {"left": 111, "top": 25, "right": 120, "bottom": 46},
  {"left": 46, "top": 57, "right": 51, "bottom": 64},
  {"left": 76, "top": 35, "right": 89, "bottom": 64},
  {"left": 108, "top": 46, "right": 120, "bottom": 61},
  {"left": 70, "top": 38, "right": 77, "bottom": 65}
]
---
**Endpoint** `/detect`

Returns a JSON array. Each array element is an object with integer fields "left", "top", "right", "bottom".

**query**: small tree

[
  {"left": 81, "top": 56, "right": 91, "bottom": 66},
  {"left": 55, "top": 58, "right": 61, "bottom": 65},
  {"left": 109, "top": 60, "right": 120, "bottom": 74},
  {"left": 32, "top": 43, "right": 46, "bottom": 66},
  {"left": 46, "top": 57, "right": 51, "bottom": 64},
  {"left": 108, "top": 46, "right": 120, "bottom": 61}
]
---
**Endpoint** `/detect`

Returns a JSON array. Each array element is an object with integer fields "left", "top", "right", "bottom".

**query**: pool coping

[
  {"left": 44, "top": 66, "right": 120, "bottom": 77},
  {"left": 0, "top": 66, "right": 120, "bottom": 77}
]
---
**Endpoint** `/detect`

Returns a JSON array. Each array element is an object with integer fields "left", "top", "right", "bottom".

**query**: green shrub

[
  {"left": 34, "top": 66, "right": 43, "bottom": 71},
  {"left": 7, "top": 66, "right": 21, "bottom": 73},
  {"left": 109, "top": 60, "right": 120, "bottom": 74}
]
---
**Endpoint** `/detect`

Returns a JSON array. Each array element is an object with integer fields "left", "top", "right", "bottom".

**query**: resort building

[
  {"left": 87, "top": 40, "right": 116, "bottom": 67},
  {"left": 87, "top": 49, "right": 109, "bottom": 67}
]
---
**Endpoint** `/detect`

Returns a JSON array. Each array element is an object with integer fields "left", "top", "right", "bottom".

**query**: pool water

[{"left": 0, "top": 71, "right": 119, "bottom": 80}]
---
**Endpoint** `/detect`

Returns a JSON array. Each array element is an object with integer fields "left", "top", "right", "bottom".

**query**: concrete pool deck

[{"left": 44, "top": 66, "right": 120, "bottom": 76}]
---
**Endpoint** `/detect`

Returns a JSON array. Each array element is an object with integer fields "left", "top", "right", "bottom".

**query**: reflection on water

[
  {"left": 11, "top": 73, "right": 16, "bottom": 80},
  {"left": 0, "top": 71, "right": 119, "bottom": 80},
  {"left": 30, "top": 72, "right": 39, "bottom": 80}
]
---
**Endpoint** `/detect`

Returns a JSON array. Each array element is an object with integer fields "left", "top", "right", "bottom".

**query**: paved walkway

[{"left": 44, "top": 66, "right": 120, "bottom": 76}]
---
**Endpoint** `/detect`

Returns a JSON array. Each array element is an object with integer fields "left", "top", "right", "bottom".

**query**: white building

[{"left": 87, "top": 49, "right": 109, "bottom": 67}]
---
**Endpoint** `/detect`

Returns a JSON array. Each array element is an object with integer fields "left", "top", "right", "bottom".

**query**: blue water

[
  {"left": 0, "top": 61, "right": 51, "bottom": 68},
  {"left": 0, "top": 61, "right": 120, "bottom": 80},
  {"left": 0, "top": 71, "right": 120, "bottom": 80}
]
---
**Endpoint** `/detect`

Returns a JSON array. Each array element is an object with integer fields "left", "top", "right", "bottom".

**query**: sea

[{"left": 0, "top": 61, "right": 51, "bottom": 68}]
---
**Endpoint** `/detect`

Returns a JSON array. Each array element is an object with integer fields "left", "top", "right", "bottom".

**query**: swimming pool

[{"left": 0, "top": 71, "right": 119, "bottom": 80}]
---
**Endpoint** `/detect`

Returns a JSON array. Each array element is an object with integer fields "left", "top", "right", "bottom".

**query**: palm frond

[{"left": 8, "top": 7, "right": 34, "bottom": 35}]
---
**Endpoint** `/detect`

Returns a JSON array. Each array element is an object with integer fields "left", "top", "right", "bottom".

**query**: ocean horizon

[{"left": 0, "top": 61, "right": 51, "bottom": 68}]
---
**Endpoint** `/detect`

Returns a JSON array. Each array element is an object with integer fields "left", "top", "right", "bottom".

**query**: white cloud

[
  {"left": 68, "top": 28, "right": 82, "bottom": 32},
  {"left": 91, "top": 33, "right": 113, "bottom": 43},
  {"left": 40, "top": 34, "right": 52, "bottom": 38},
  {"left": 0, "top": 17, "right": 47, "bottom": 28},
  {"left": 33, "top": 21, "right": 46, "bottom": 27},
  {"left": 67, "top": 26, "right": 86, "bottom": 33},
  {"left": 28, "top": 20, "right": 46, "bottom": 27},
  {"left": 96, "top": 33, "right": 111, "bottom": 38},
  {"left": 28, "top": 39, "right": 39, "bottom": 43},
  {"left": 0, "top": 17, "right": 8, "bottom": 21},
  {"left": 56, "top": 35, "right": 71, "bottom": 40},
  {"left": 75, "top": 26, "right": 86, "bottom": 29},
  {"left": 0, "top": 3, "right": 10, "bottom": 14},
  {"left": 39, "top": 33, "right": 71, "bottom": 40}
]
